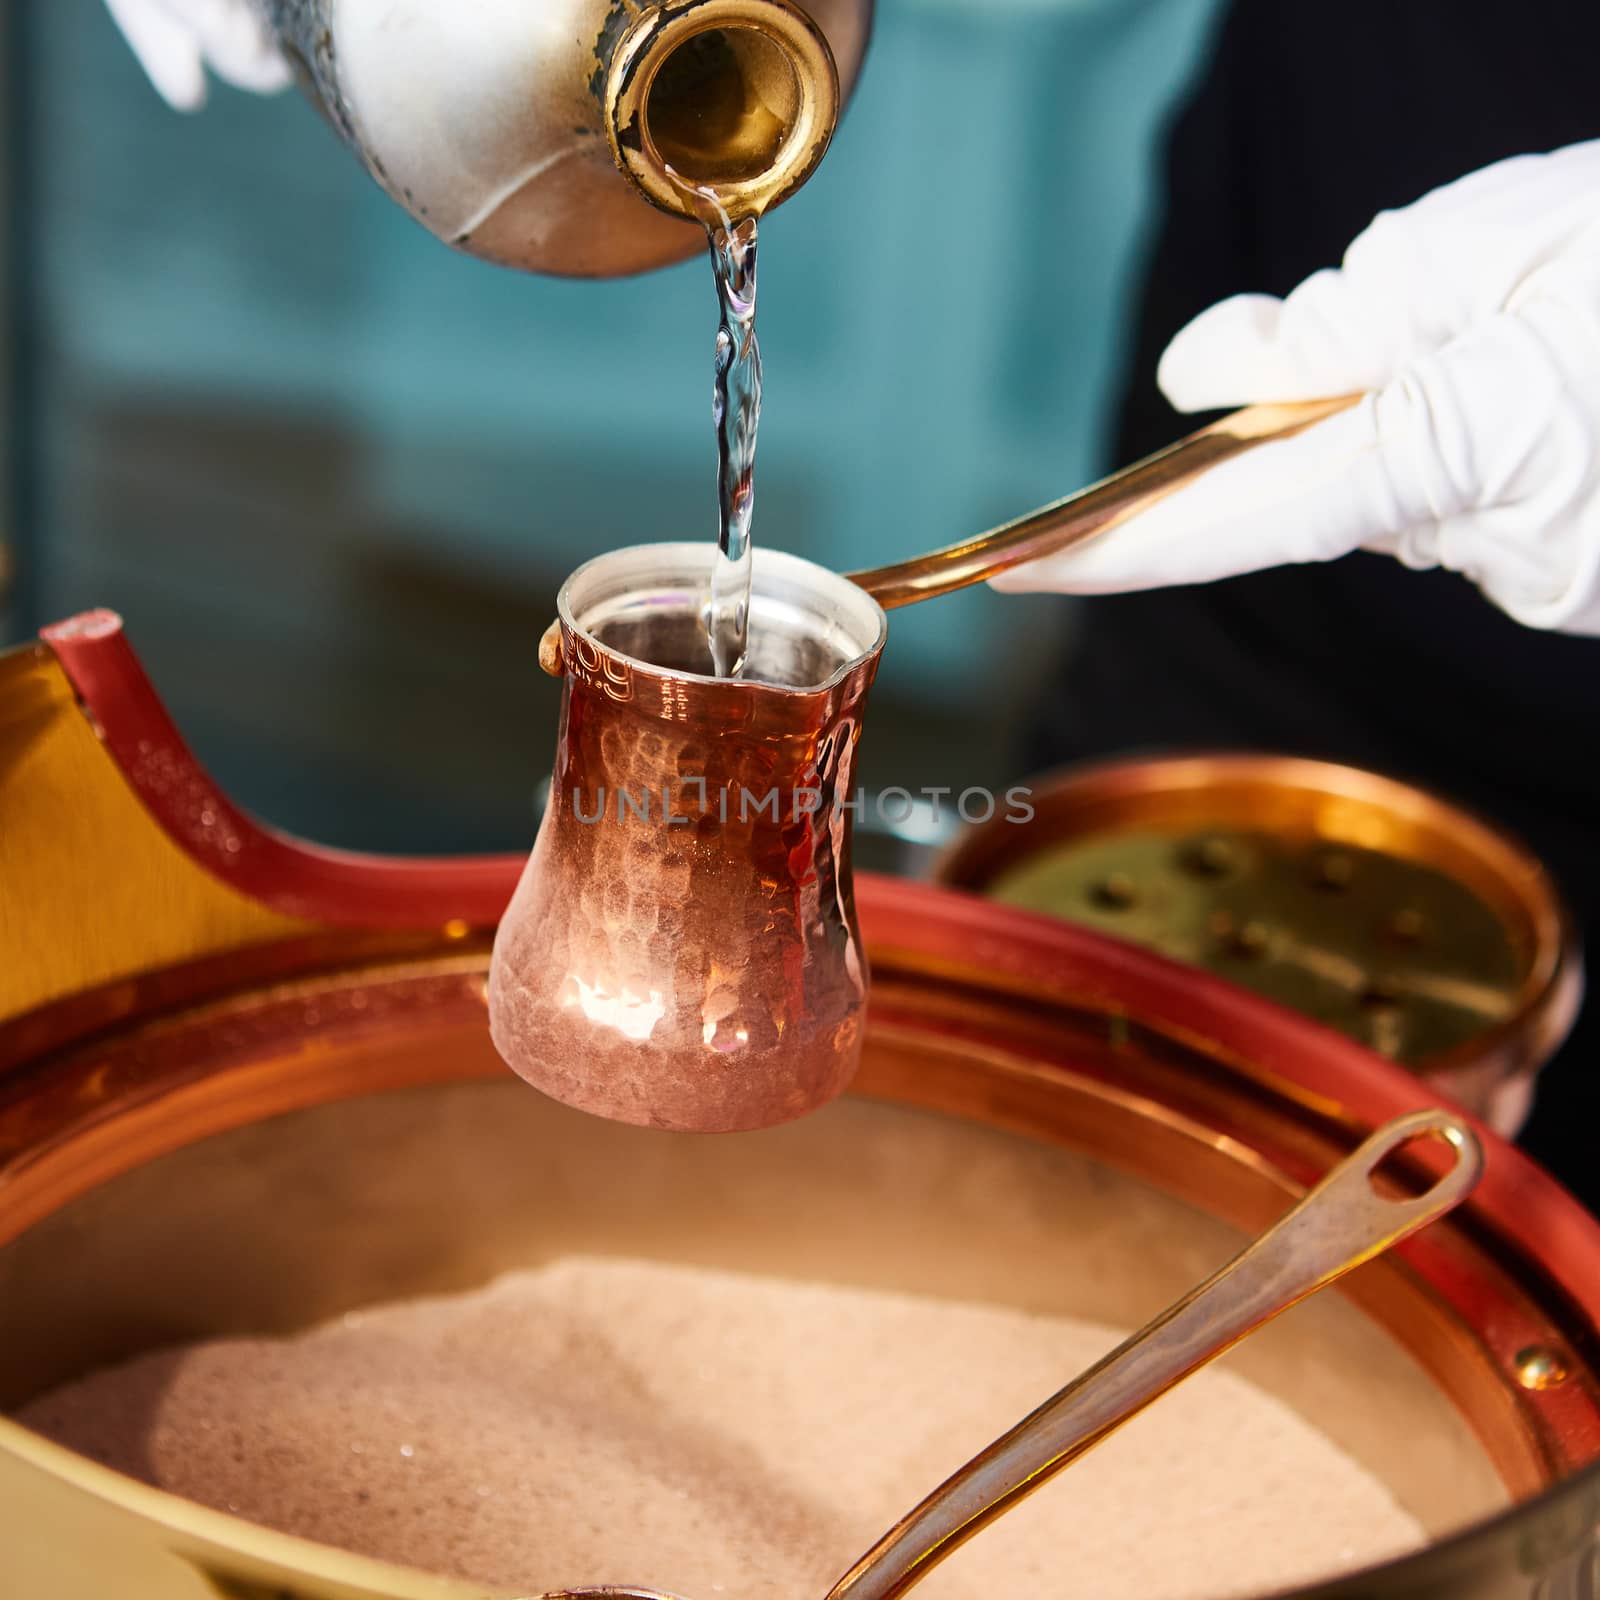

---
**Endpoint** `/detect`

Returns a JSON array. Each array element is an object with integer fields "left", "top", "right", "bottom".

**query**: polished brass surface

[
  {"left": 489, "top": 543, "right": 886, "bottom": 1132},
  {"left": 605, "top": 0, "right": 841, "bottom": 226},
  {"left": 846, "top": 396, "right": 1360, "bottom": 608},
  {"left": 826, "top": 1110, "right": 1482, "bottom": 1600},
  {"left": 935, "top": 756, "right": 1582, "bottom": 1131}
]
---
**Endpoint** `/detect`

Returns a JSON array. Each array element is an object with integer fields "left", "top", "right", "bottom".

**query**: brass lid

[
  {"left": 934, "top": 754, "right": 1583, "bottom": 1129},
  {"left": 604, "top": 0, "right": 841, "bottom": 224}
]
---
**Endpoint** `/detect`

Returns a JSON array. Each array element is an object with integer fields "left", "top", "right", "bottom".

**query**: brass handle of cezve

[
  {"left": 537, "top": 394, "right": 1360, "bottom": 675},
  {"left": 845, "top": 393, "right": 1362, "bottom": 609}
]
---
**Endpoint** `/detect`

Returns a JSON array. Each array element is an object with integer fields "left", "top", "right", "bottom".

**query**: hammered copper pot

[
  {"left": 5, "top": 616, "right": 1600, "bottom": 1600},
  {"left": 489, "top": 544, "right": 886, "bottom": 1133}
]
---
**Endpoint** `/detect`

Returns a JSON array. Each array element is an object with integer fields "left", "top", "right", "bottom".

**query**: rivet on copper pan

[
  {"left": 1514, "top": 1346, "right": 1571, "bottom": 1390},
  {"left": 1090, "top": 873, "right": 1139, "bottom": 911},
  {"left": 1314, "top": 852, "right": 1356, "bottom": 891},
  {"left": 1360, "top": 981, "right": 1404, "bottom": 1015},
  {"left": 1182, "top": 836, "right": 1238, "bottom": 878},
  {"left": 443, "top": 919, "right": 471, "bottom": 942}
]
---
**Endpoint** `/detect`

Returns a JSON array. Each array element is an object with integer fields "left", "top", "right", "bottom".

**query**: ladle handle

[
  {"left": 845, "top": 394, "right": 1361, "bottom": 609},
  {"left": 823, "top": 1107, "right": 1482, "bottom": 1600}
]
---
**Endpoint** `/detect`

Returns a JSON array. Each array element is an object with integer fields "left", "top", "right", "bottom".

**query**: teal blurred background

[{"left": 1, "top": 0, "right": 1222, "bottom": 854}]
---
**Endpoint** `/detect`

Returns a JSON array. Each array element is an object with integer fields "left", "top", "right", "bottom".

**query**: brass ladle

[
  {"left": 538, "top": 394, "right": 1359, "bottom": 675},
  {"left": 541, "top": 1107, "right": 1480, "bottom": 1600}
]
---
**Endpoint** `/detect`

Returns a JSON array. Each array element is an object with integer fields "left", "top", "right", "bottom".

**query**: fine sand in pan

[{"left": 17, "top": 1257, "right": 1426, "bottom": 1600}]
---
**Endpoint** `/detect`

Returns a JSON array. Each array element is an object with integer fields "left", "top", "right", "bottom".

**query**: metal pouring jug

[
  {"left": 256, "top": 0, "right": 874, "bottom": 276},
  {"left": 487, "top": 542, "right": 886, "bottom": 1131}
]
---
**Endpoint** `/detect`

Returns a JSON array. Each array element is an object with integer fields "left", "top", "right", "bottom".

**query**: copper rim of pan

[
  {"left": 931, "top": 752, "right": 1584, "bottom": 1097},
  {"left": 3, "top": 899, "right": 1600, "bottom": 1597},
  {"left": 2, "top": 877, "right": 1600, "bottom": 1596}
]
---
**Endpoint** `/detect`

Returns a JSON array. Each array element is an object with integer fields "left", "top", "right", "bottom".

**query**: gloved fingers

[
  {"left": 104, "top": 0, "right": 208, "bottom": 110},
  {"left": 1157, "top": 286, "right": 1423, "bottom": 413},
  {"left": 987, "top": 399, "right": 1397, "bottom": 596},
  {"left": 1394, "top": 297, "right": 1600, "bottom": 629},
  {"left": 1158, "top": 141, "right": 1600, "bottom": 417},
  {"left": 163, "top": 0, "right": 293, "bottom": 93}
]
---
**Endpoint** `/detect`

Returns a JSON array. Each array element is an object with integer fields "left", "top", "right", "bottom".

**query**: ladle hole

[
  {"left": 1515, "top": 1345, "right": 1571, "bottom": 1391},
  {"left": 646, "top": 26, "right": 800, "bottom": 186},
  {"left": 1366, "top": 1125, "right": 1466, "bottom": 1201}
]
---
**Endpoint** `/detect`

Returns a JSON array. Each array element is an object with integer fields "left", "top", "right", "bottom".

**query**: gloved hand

[
  {"left": 104, "top": 0, "right": 291, "bottom": 112},
  {"left": 992, "top": 140, "right": 1600, "bottom": 634}
]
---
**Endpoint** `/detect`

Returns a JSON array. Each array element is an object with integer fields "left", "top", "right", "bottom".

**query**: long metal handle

[
  {"left": 846, "top": 395, "right": 1361, "bottom": 609},
  {"left": 823, "top": 1107, "right": 1482, "bottom": 1600}
]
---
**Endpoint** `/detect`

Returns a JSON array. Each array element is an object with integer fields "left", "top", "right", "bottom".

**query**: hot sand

[{"left": 16, "top": 1255, "right": 1426, "bottom": 1599}]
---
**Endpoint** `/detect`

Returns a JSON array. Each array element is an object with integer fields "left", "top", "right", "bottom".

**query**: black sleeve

[
  {"left": 1108, "top": 0, "right": 1600, "bottom": 471},
  {"left": 1108, "top": 1, "right": 1253, "bottom": 466}
]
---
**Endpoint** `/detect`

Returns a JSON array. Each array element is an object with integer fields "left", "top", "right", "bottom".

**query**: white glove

[
  {"left": 992, "top": 140, "right": 1600, "bottom": 634},
  {"left": 105, "top": 0, "right": 291, "bottom": 112}
]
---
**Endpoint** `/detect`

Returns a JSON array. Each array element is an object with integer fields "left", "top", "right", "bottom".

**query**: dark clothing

[{"left": 1025, "top": 0, "right": 1600, "bottom": 1206}]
